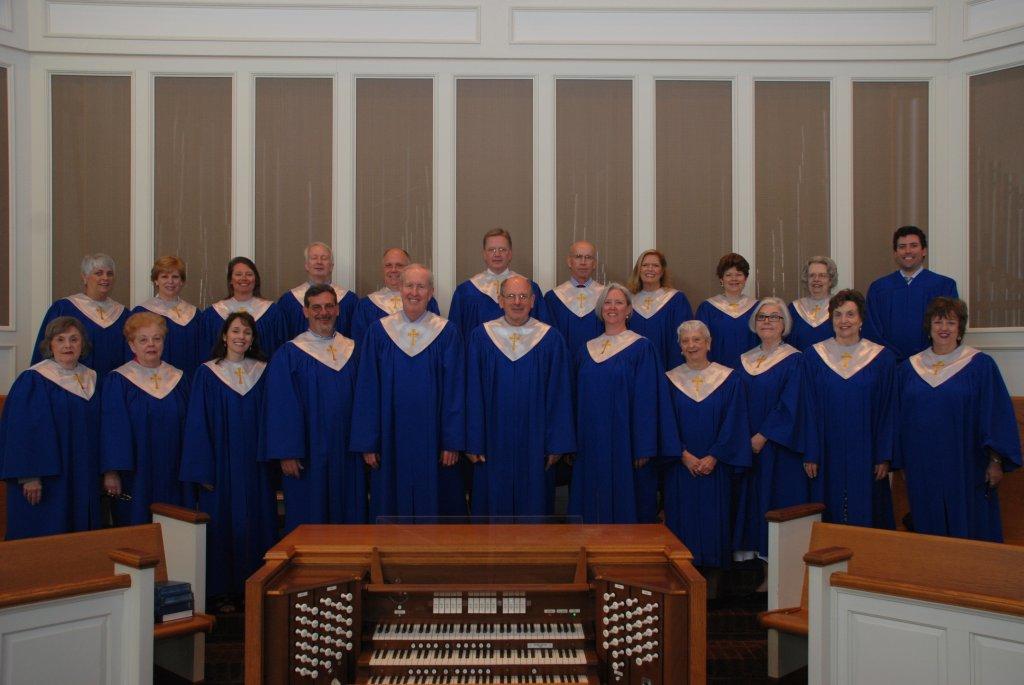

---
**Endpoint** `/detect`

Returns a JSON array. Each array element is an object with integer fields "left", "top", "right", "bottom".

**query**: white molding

[
  {"left": 734, "top": 74, "right": 755, "bottom": 294},
  {"left": 964, "top": 0, "right": 1024, "bottom": 40},
  {"left": 0, "top": 0, "right": 12, "bottom": 33},
  {"left": 536, "top": 72, "right": 556, "bottom": 290},
  {"left": 1, "top": 58, "right": 14, "bottom": 332},
  {"left": 635, "top": 73, "right": 654, "bottom": 261},
  {"left": 0, "top": 342, "right": 15, "bottom": 390},
  {"left": 434, "top": 73, "right": 454, "bottom": 312},
  {"left": 132, "top": 69, "right": 150, "bottom": 308},
  {"left": 234, "top": 72, "right": 253, "bottom": 258},
  {"left": 831, "top": 76, "right": 853, "bottom": 292},
  {"left": 335, "top": 70, "right": 354, "bottom": 291}
]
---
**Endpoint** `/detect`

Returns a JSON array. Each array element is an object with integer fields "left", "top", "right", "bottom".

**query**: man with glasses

[
  {"left": 544, "top": 240, "right": 606, "bottom": 356},
  {"left": 465, "top": 275, "right": 575, "bottom": 518},
  {"left": 351, "top": 247, "right": 440, "bottom": 345},
  {"left": 264, "top": 283, "right": 365, "bottom": 532}
]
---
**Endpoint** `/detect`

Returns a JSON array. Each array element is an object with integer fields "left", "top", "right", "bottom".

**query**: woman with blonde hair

[{"left": 626, "top": 249, "right": 693, "bottom": 370}]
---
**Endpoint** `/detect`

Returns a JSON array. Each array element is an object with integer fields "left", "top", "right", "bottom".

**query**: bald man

[
  {"left": 350, "top": 247, "right": 440, "bottom": 345},
  {"left": 543, "top": 241, "right": 606, "bottom": 357}
]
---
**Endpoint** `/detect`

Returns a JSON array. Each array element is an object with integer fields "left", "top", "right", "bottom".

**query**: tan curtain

[{"left": 0, "top": 68, "right": 8, "bottom": 325}]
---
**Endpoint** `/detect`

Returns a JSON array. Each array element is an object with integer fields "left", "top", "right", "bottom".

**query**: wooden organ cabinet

[{"left": 245, "top": 524, "right": 706, "bottom": 684}]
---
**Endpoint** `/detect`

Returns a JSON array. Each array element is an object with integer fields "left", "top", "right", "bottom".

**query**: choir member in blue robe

[
  {"left": 465, "top": 275, "right": 575, "bottom": 518},
  {"left": 695, "top": 253, "right": 758, "bottom": 369},
  {"left": 894, "top": 297, "right": 1022, "bottom": 542},
  {"left": 450, "top": 228, "right": 550, "bottom": 343},
  {"left": 133, "top": 255, "right": 203, "bottom": 379},
  {"left": 1, "top": 317, "right": 100, "bottom": 540},
  {"left": 263, "top": 284, "right": 366, "bottom": 533},
  {"left": 202, "top": 256, "right": 288, "bottom": 359},
  {"left": 180, "top": 311, "right": 277, "bottom": 602},
  {"left": 733, "top": 298, "right": 816, "bottom": 559},
  {"left": 351, "top": 247, "right": 440, "bottom": 346},
  {"left": 101, "top": 312, "right": 190, "bottom": 526},
  {"left": 275, "top": 242, "right": 358, "bottom": 339},
  {"left": 32, "top": 253, "right": 129, "bottom": 377},
  {"left": 662, "top": 320, "right": 751, "bottom": 569},
  {"left": 864, "top": 226, "right": 958, "bottom": 361},
  {"left": 351, "top": 264, "right": 466, "bottom": 521},
  {"left": 787, "top": 256, "right": 837, "bottom": 351},
  {"left": 567, "top": 284, "right": 662, "bottom": 524},
  {"left": 544, "top": 241, "right": 605, "bottom": 358},
  {"left": 804, "top": 289, "right": 896, "bottom": 529},
  {"left": 626, "top": 249, "right": 693, "bottom": 371}
]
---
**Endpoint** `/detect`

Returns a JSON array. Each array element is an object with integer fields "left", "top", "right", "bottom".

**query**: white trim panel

[{"left": 965, "top": 0, "right": 1024, "bottom": 40}]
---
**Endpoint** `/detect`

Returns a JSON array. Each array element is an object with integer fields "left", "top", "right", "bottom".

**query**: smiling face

[
  {"left": 806, "top": 262, "right": 831, "bottom": 299},
  {"left": 639, "top": 254, "right": 664, "bottom": 290},
  {"left": 680, "top": 330, "right": 711, "bottom": 366},
  {"left": 304, "top": 244, "right": 333, "bottom": 283},
  {"left": 230, "top": 263, "right": 256, "bottom": 299},
  {"left": 566, "top": 242, "right": 597, "bottom": 283},
  {"left": 304, "top": 291, "right": 338, "bottom": 337},
  {"left": 222, "top": 318, "right": 254, "bottom": 360},
  {"left": 129, "top": 324, "right": 165, "bottom": 368},
  {"left": 601, "top": 288, "right": 631, "bottom": 332},
  {"left": 50, "top": 328, "right": 84, "bottom": 369},
  {"left": 500, "top": 277, "right": 533, "bottom": 327},
  {"left": 930, "top": 313, "right": 960, "bottom": 354},
  {"left": 401, "top": 266, "right": 434, "bottom": 320},
  {"left": 483, "top": 235, "right": 512, "bottom": 274},
  {"left": 83, "top": 266, "right": 115, "bottom": 300},
  {"left": 832, "top": 300, "right": 862, "bottom": 344},
  {"left": 755, "top": 303, "right": 785, "bottom": 345},
  {"left": 382, "top": 248, "right": 410, "bottom": 290},
  {"left": 721, "top": 267, "right": 747, "bottom": 298},
  {"left": 894, "top": 234, "right": 927, "bottom": 273},
  {"left": 155, "top": 270, "right": 184, "bottom": 300}
]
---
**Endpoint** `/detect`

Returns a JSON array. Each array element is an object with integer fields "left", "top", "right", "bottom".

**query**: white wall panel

[
  {"left": 842, "top": 612, "right": 946, "bottom": 685},
  {"left": 971, "top": 634, "right": 1024, "bottom": 685},
  {"left": 965, "top": 0, "right": 1024, "bottom": 40}
]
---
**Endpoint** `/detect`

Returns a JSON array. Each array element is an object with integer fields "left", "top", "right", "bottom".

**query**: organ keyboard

[{"left": 245, "top": 524, "right": 706, "bottom": 684}]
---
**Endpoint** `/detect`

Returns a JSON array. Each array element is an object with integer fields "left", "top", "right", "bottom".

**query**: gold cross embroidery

[
  {"left": 692, "top": 375, "right": 704, "bottom": 396},
  {"left": 326, "top": 344, "right": 337, "bottom": 361},
  {"left": 151, "top": 373, "right": 161, "bottom": 391},
  {"left": 234, "top": 367, "right": 245, "bottom": 385},
  {"left": 840, "top": 353, "right": 853, "bottom": 370},
  {"left": 577, "top": 292, "right": 588, "bottom": 313},
  {"left": 931, "top": 360, "right": 945, "bottom": 375},
  {"left": 170, "top": 305, "right": 181, "bottom": 320},
  {"left": 389, "top": 296, "right": 402, "bottom": 313},
  {"left": 509, "top": 333, "right": 521, "bottom": 352},
  {"left": 238, "top": 306, "right": 248, "bottom": 314},
  {"left": 754, "top": 354, "right": 767, "bottom": 368},
  {"left": 600, "top": 339, "right": 611, "bottom": 355},
  {"left": 810, "top": 305, "right": 821, "bottom": 319},
  {"left": 408, "top": 328, "right": 420, "bottom": 349},
  {"left": 641, "top": 297, "right": 654, "bottom": 313},
  {"left": 95, "top": 306, "right": 106, "bottom": 322},
  {"left": 74, "top": 373, "right": 85, "bottom": 391},
  {"left": 728, "top": 301, "right": 739, "bottom": 312}
]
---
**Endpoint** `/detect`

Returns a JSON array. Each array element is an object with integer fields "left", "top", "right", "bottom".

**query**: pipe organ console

[{"left": 246, "top": 524, "right": 706, "bottom": 685}]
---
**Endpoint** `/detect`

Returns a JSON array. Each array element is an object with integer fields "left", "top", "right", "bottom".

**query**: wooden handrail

[
  {"left": 150, "top": 502, "right": 210, "bottom": 524},
  {"left": 109, "top": 547, "right": 161, "bottom": 569},
  {"left": 765, "top": 502, "right": 826, "bottom": 523},
  {"left": 154, "top": 613, "right": 216, "bottom": 640},
  {"left": 0, "top": 575, "right": 131, "bottom": 609},
  {"left": 803, "top": 546, "right": 853, "bottom": 566},
  {"left": 830, "top": 571, "right": 1024, "bottom": 619}
]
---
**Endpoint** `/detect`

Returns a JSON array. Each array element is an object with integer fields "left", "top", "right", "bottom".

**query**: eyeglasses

[
  {"left": 571, "top": 254, "right": 595, "bottom": 262},
  {"left": 308, "top": 304, "right": 338, "bottom": 313},
  {"left": 755, "top": 313, "right": 784, "bottom": 322},
  {"left": 485, "top": 247, "right": 510, "bottom": 254},
  {"left": 502, "top": 293, "right": 531, "bottom": 302}
]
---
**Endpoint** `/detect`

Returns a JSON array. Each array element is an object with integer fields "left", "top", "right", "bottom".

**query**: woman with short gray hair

[
  {"left": 31, "top": 253, "right": 129, "bottom": 376},
  {"left": 788, "top": 255, "right": 838, "bottom": 350}
]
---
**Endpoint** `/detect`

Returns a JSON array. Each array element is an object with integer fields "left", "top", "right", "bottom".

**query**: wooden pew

[{"left": 0, "top": 504, "right": 213, "bottom": 684}]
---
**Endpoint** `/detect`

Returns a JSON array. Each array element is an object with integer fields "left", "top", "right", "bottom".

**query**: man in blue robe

[
  {"left": 544, "top": 241, "right": 605, "bottom": 358},
  {"left": 350, "top": 264, "right": 466, "bottom": 521},
  {"left": 465, "top": 275, "right": 575, "bottom": 519},
  {"left": 449, "top": 228, "right": 549, "bottom": 342},
  {"left": 276, "top": 242, "right": 359, "bottom": 339},
  {"left": 351, "top": 247, "right": 440, "bottom": 346},
  {"left": 263, "top": 283, "right": 365, "bottom": 533},
  {"left": 864, "top": 226, "right": 958, "bottom": 360}
]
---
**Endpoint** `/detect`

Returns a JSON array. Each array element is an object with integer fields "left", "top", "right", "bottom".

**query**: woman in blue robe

[
  {"left": 133, "top": 255, "right": 203, "bottom": 379},
  {"left": 895, "top": 297, "right": 1021, "bottom": 542},
  {"left": 787, "top": 256, "right": 837, "bottom": 351},
  {"left": 101, "top": 312, "right": 190, "bottom": 525},
  {"left": 733, "top": 298, "right": 816, "bottom": 560},
  {"left": 202, "top": 257, "right": 287, "bottom": 359},
  {"left": 662, "top": 320, "right": 751, "bottom": 569},
  {"left": 695, "top": 253, "right": 758, "bottom": 369},
  {"left": 32, "top": 253, "right": 129, "bottom": 377},
  {"left": 803, "top": 289, "right": 896, "bottom": 529},
  {"left": 568, "top": 284, "right": 661, "bottom": 524},
  {"left": 626, "top": 249, "right": 693, "bottom": 371},
  {"left": 180, "top": 312, "right": 277, "bottom": 604},
  {"left": 1, "top": 317, "right": 101, "bottom": 539}
]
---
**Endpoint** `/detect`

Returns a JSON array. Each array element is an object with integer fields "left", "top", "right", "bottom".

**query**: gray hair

[
  {"left": 800, "top": 256, "right": 838, "bottom": 293},
  {"left": 594, "top": 282, "right": 632, "bottom": 322},
  {"left": 80, "top": 253, "right": 115, "bottom": 277},
  {"left": 401, "top": 263, "right": 434, "bottom": 288},
  {"left": 303, "top": 241, "right": 334, "bottom": 262},
  {"left": 748, "top": 297, "right": 793, "bottom": 336},
  {"left": 677, "top": 319, "right": 711, "bottom": 343}
]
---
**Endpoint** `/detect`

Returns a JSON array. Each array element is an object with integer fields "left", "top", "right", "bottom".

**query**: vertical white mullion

[
  {"left": 27, "top": 61, "right": 49, "bottom": 370},
  {"left": 536, "top": 72, "right": 557, "bottom": 290},
  {"left": 831, "top": 76, "right": 854, "bottom": 291},
  {"left": 233, "top": 71, "right": 254, "bottom": 258},
  {"left": 131, "top": 70, "right": 153, "bottom": 307},
  {"left": 934, "top": 71, "right": 967, "bottom": 297},
  {"left": 335, "top": 68, "right": 355, "bottom": 291},
  {"left": 434, "top": 73, "right": 455, "bottom": 313},
  {"left": 635, "top": 74, "right": 655, "bottom": 257},
  {"left": 734, "top": 74, "right": 756, "bottom": 295}
]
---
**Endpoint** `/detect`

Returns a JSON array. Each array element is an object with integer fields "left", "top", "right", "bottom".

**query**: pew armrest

[
  {"left": 767, "top": 504, "right": 824, "bottom": 611},
  {"left": 829, "top": 572, "right": 1024, "bottom": 619},
  {"left": 152, "top": 505, "right": 208, "bottom": 614}
]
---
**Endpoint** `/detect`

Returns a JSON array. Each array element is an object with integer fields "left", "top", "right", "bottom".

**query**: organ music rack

[{"left": 245, "top": 524, "right": 706, "bottom": 684}]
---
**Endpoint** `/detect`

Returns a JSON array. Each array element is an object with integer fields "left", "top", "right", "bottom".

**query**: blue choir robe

[
  {"left": 543, "top": 281, "right": 606, "bottom": 358},
  {"left": 864, "top": 269, "right": 958, "bottom": 361},
  {"left": 628, "top": 288, "right": 693, "bottom": 371},
  {"left": 786, "top": 298, "right": 832, "bottom": 351},
  {"left": 804, "top": 339, "right": 896, "bottom": 528},
  {"left": 567, "top": 331, "right": 662, "bottom": 524},
  {"left": 351, "top": 287, "right": 440, "bottom": 347},
  {"left": 450, "top": 270, "right": 550, "bottom": 342},
  {"left": 202, "top": 297, "right": 288, "bottom": 360},
  {"left": 100, "top": 361, "right": 190, "bottom": 525},
  {"left": 662, "top": 362, "right": 751, "bottom": 567},
  {"left": 350, "top": 312, "right": 466, "bottom": 521},
  {"left": 133, "top": 297, "right": 204, "bottom": 379},
  {"left": 696, "top": 295, "right": 759, "bottom": 369},
  {"left": 277, "top": 282, "right": 359, "bottom": 340},
  {"left": 263, "top": 331, "right": 366, "bottom": 533},
  {"left": 465, "top": 318, "right": 575, "bottom": 518},
  {"left": 179, "top": 358, "right": 277, "bottom": 597},
  {"left": 894, "top": 347, "right": 1022, "bottom": 542},
  {"left": 32, "top": 294, "right": 129, "bottom": 377},
  {"left": 733, "top": 344, "right": 816, "bottom": 556},
  {"left": 0, "top": 361, "right": 100, "bottom": 540}
]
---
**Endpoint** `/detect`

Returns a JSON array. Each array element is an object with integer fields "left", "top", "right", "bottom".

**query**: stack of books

[{"left": 155, "top": 580, "right": 194, "bottom": 623}]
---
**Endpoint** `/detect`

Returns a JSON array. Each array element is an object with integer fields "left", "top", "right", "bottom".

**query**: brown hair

[
  {"left": 481, "top": 227, "right": 512, "bottom": 248},
  {"left": 923, "top": 296, "right": 968, "bottom": 342},
  {"left": 38, "top": 316, "right": 91, "bottom": 359},
  {"left": 716, "top": 252, "right": 750, "bottom": 279},
  {"left": 627, "top": 249, "right": 671, "bottom": 293},
  {"left": 150, "top": 255, "right": 186, "bottom": 283},
  {"left": 828, "top": 289, "right": 866, "bottom": 320}
]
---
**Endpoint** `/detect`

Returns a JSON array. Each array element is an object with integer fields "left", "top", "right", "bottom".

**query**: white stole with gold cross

[
  {"left": 289, "top": 283, "right": 350, "bottom": 307},
  {"left": 368, "top": 287, "right": 405, "bottom": 316},
  {"left": 909, "top": 345, "right": 980, "bottom": 388},
  {"left": 812, "top": 338, "right": 884, "bottom": 380},
  {"left": 553, "top": 280, "right": 605, "bottom": 318},
  {"left": 32, "top": 359, "right": 96, "bottom": 401},
  {"left": 705, "top": 294, "right": 758, "bottom": 319},
  {"left": 484, "top": 317, "right": 550, "bottom": 362},
  {"left": 291, "top": 331, "right": 355, "bottom": 372},
  {"left": 470, "top": 269, "right": 514, "bottom": 304},
  {"left": 138, "top": 296, "right": 198, "bottom": 326},
  {"left": 632, "top": 288, "right": 677, "bottom": 320},
  {"left": 114, "top": 360, "right": 183, "bottom": 400},
  {"left": 211, "top": 297, "right": 273, "bottom": 322},
  {"left": 382, "top": 311, "right": 447, "bottom": 358},
  {"left": 205, "top": 358, "right": 266, "bottom": 396},
  {"left": 586, "top": 329, "right": 642, "bottom": 363},
  {"left": 666, "top": 362, "right": 732, "bottom": 403},
  {"left": 740, "top": 343, "right": 799, "bottom": 376},
  {"left": 66, "top": 293, "right": 125, "bottom": 329},
  {"left": 792, "top": 297, "right": 830, "bottom": 328}
]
